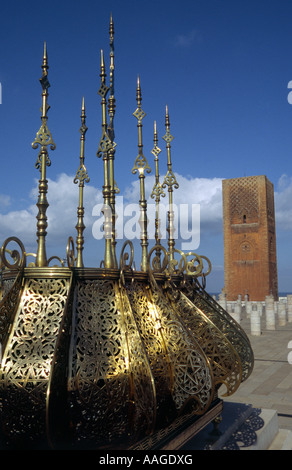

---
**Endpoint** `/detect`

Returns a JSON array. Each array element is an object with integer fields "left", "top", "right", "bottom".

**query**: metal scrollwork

[
  {"left": 199, "top": 255, "right": 212, "bottom": 277},
  {"left": 171, "top": 249, "right": 203, "bottom": 277},
  {"left": 119, "top": 240, "right": 135, "bottom": 286},
  {"left": 66, "top": 237, "right": 76, "bottom": 268},
  {"left": 147, "top": 244, "right": 204, "bottom": 279},
  {"left": 32, "top": 121, "right": 56, "bottom": 156},
  {"left": 48, "top": 256, "right": 65, "bottom": 267},
  {"left": 119, "top": 240, "right": 134, "bottom": 272},
  {"left": 0, "top": 237, "right": 26, "bottom": 270},
  {"left": 147, "top": 244, "right": 169, "bottom": 274}
]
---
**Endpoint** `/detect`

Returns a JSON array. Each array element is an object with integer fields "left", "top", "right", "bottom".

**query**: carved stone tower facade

[{"left": 222, "top": 175, "right": 278, "bottom": 301}]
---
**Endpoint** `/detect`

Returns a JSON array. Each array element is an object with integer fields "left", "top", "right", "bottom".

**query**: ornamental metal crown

[{"left": 0, "top": 15, "right": 253, "bottom": 450}]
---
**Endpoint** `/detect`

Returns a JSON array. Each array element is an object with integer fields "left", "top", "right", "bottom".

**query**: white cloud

[
  {"left": 0, "top": 207, "right": 36, "bottom": 246},
  {"left": 275, "top": 174, "right": 292, "bottom": 231}
]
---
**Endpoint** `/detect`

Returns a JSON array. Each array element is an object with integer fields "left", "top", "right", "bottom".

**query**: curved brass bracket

[
  {"left": 0, "top": 237, "right": 26, "bottom": 270},
  {"left": 66, "top": 237, "right": 76, "bottom": 268}
]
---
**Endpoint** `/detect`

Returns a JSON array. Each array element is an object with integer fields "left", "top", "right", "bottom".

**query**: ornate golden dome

[{"left": 0, "top": 16, "right": 253, "bottom": 450}]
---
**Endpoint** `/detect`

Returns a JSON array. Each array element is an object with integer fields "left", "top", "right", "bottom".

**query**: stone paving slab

[{"left": 220, "top": 316, "right": 292, "bottom": 430}]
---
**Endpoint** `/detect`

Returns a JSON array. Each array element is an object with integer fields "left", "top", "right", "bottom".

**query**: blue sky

[{"left": 0, "top": 0, "right": 292, "bottom": 292}]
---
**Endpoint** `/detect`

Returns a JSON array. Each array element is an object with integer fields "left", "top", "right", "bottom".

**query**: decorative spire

[
  {"left": 32, "top": 42, "right": 56, "bottom": 267},
  {"left": 97, "top": 49, "right": 114, "bottom": 269},
  {"left": 150, "top": 121, "right": 165, "bottom": 261},
  {"left": 132, "top": 76, "right": 151, "bottom": 272},
  {"left": 162, "top": 105, "right": 179, "bottom": 265},
  {"left": 107, "top": 14, "right": 118, "bottom": 268},
  {"left": 108, "top": 13, "right": 116, "bottom": 143},
  {"left": 73, "top": 97, "right": 89, "bottom": 268}
]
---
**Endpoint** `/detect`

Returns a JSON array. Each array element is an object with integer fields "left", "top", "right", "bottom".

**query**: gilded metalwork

[
  {"left": 147, "top": 244, "right": 204, "bottom": 279},
  {"left": 166, "top": 286, "right": 242, "bottom": 396},
  {"left": 97, "top": 49, "right": 115, "bottom": 269},
  {"left": 74, "top": 98, "right": 89, "bottom": 268},
  {"left": 108, "top": 13, "right": 116, "bottom": 143},
  {"left": 107, "top": 15, "right": 119, "bottom": 268},
  {"left": 162, "top": 106, "right": 179, "bottom": 264},
  {"left": 66, "top": 236, "right": 76, "bottom": 268},
  {"left": 0, "top": 272, "right": 71, "bottom": 444},
  {"left": 126, "top": 276, "right": 214, "bottom": 418},
  {"left": 0, "top": 15, "right": 254, "bottom": 450},
  {"left": 32, "top": 43, "right": 56, "bottom": 268},
  {"left": 0, "top": 237, "right": 26, "bottom": 271},
  {"left": 119, "top": 240, "right": 135, "bottom": 287},
  {"left": 132, "top": 77, "right": 151, "bottom": 272},
  {"left": 146, "top": 246, "right": 243, "bottom": 395},
  {"left": 67, "top": 277, "right": 156, "bottom": 448},
  {"left": 181, "top": 279, "right": 254, "bottom": 382},
  {"left": 150, "top": 122, "right": 165, "bottom": 268}
]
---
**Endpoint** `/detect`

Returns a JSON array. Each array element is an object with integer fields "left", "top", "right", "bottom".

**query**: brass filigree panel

[
  {"left": 0, "top": 276, "right": 70, "bottom": 444},
  {"left": 182, "top": 280, "right": 254, "bottom": 382},
  {"left": 115, "top": 282, "right": 156, "bottom": 436},
  {"left": 126, "top": 279, "right": 214, "bottom": 418},
  {"left": 68, "top": 278, "right": 156, "bottom": 448},
  {"left": 165, "top": 285, "right": 242, "bottom": 396}
]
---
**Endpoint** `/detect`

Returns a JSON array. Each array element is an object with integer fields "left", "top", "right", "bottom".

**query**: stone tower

[{"left": 222, "top": 175, "right": 278, "bottom": 301}]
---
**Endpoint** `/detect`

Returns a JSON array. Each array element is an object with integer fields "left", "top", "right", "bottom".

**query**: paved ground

[{"left": 219, "top": 312, "right": 292, "bottom": 430}]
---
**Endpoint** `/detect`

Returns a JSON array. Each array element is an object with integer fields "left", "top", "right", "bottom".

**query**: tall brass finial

[
  {"left": 74, "top": 97, "right": 89, "bottom": 268},
  {"left": 107, "top": 14, "right": 118, "bottom": 268},
  {"left": 108, "top": 13, "right": 116, "bottom": 143},
  {"left": 132, "top": 76, "right": 151, "bottom": 272},
  {"left": 97, "top": 49, "right": 114, "bottom": 269},
  {"left": 150, "top": 122, "right": 165, "bottom": 260},
  {"left": 162, "top": 105, "right": 179, "bottom": 265},
  {"left": 32, "top": 42, "right": 56, "bottom": 267}
]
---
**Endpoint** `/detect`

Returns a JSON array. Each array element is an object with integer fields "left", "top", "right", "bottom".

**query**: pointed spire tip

[{"left": 43, "top": 41, "right": 47, "bottom": 60}]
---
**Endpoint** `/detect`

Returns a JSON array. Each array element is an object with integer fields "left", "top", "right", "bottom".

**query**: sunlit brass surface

[
  {"left": 32, "top": 43, "right": 56, "bottom": 268},
  {"left": 150, "top": 122, "right": 165, "bottom": 269},
  {"left": 97, "top": 49, "right": 114, "bottom": 269},
  {"left": 74, "top": 98, "right": 89, "bottom": 268},
  {"left": 0, "top": 15, "right": 254, "bottom": 450},
  {"left": 108, "top": 14, "right": 119, "bottom": 268},
  {"left": 181, "top": 278, "right": 254, "bottom": 382},
  {"left": 0, "top": 236, "right": 253, "bottom": 449},
  {"left": 132, "top": 77, "right": 151, "bottom": 272},
  {"left": 162, "top": 105, "right": 179, "bottom": 265}
]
